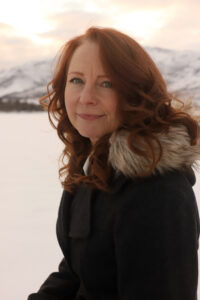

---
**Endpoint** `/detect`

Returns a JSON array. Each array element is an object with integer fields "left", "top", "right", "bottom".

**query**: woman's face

[{"left": 64, "top": 40, "right": 121, "bottom": 144}]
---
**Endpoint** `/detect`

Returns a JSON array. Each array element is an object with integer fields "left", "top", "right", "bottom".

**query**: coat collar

[
  {"left": 68, "top": 120, "right": 200, "bottom": 240},
  {"left": 108, "top": 124, "right": 200, "bottom": 180}
]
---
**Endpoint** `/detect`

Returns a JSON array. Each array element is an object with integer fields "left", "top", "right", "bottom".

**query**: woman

[{"left": 28, "top": 27, "right": 200, "bottom": 300}]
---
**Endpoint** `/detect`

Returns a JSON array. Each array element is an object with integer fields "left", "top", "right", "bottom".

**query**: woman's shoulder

[
  {"left": 114, "top": 169, "right": 200, "bottom": 236},
  {"left": 115, "top": 167, "right": 193, "bottom": 191},
  {"left": 114, "top": 169, "right": 198, "bottom": 217}
]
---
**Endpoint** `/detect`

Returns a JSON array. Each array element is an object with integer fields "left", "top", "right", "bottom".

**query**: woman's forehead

[{"left": 68, "top": 41, "right": 105, "bottom": 74}]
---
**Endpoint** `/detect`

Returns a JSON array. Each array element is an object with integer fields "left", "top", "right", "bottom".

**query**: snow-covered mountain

[
  {"left": 147, "top": 47, "right": 200, "bottom": 101},
  {"left": 0, "top": 47, "right": 199, "bottom": 106},
  {"left": 0, "top": 59, "right": 53, "bottom": 103}
]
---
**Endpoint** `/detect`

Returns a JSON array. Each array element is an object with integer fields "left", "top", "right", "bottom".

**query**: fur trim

[{"left": 108, "top": 125, "right": 200, "bottom": 178}]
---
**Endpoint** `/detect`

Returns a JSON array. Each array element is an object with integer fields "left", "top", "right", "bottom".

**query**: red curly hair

[{"left": 40, "top": 27, "right": 199, "bottom": 193}]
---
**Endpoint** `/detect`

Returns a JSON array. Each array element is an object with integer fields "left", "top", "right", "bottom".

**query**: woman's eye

[
  {"left": 101, "top": 81, "right": 112, "bottom": 88},
  {"left": 69, "top": 78, "right": 83, "bottom": 84}
]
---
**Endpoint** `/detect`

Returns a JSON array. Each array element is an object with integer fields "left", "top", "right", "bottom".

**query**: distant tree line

[{"left": 0, "top": 99, "right": 44, "bottom": 112}]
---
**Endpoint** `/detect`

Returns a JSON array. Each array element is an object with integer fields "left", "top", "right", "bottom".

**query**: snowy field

[{"left": 0, "top": 112, "right": 200, "bottom": 300}]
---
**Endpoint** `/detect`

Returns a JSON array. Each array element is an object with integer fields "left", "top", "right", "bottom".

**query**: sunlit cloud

[
  {"left": 45, "top": 9, "right": 107, "bottom": 41},
  {"left": 149, "top": 1, "right": 200, "bottom": 50},
  {"left": 37, "top": 9, "right": 111, "bottom": 59},
  {"left": 0, "top": 1, "right": 50, "bottom": 36},
  {"left": 0, "top": 22, "right": 53, "bottom": 70},
  {"left": 0, "top": 0, "right": 200, "bottom": 69},
  {"left": 113, "top": 10, "right": 167, "bottom": 44}
]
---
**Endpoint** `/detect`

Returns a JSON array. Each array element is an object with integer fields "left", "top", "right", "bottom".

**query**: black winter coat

[{"left": 28, "top": 125, "right": 200, "bottom": 300}]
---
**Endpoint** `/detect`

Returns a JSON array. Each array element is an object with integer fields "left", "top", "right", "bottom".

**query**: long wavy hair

[{"left": 40, "top": 27, "right": 199, "bottom": 193}]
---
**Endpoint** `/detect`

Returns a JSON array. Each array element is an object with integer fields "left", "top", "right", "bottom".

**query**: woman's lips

[{"left": 78, "top": 114, "right": 104, "bottom": 121}]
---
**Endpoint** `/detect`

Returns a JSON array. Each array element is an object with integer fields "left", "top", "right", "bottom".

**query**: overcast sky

[{"left": 0, "top": 0, "right": 200, "bottom": 70}]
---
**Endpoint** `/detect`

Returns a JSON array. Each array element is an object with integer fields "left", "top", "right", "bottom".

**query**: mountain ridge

[{"left": 0, "top": 47, "right": 199, "bottom": 105}]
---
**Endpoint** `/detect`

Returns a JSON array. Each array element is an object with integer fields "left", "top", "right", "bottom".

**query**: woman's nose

[{"left": 79, "top": 84, "right": 97, "bottom": 105}]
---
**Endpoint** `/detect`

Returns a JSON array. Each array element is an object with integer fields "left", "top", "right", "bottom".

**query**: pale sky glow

[
  {"left": 0, "top": 1, "right": 52, "bottom": 37},
  {"left": 113, "top": 10, "right": 167, "bottom": 43},
  {"left": 0, "top": 0, "right": 200, "bottom": 69}
]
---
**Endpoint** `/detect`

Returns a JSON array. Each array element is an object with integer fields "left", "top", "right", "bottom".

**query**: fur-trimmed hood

[{"left": 108, "top": 124, "right": 200, "bottom": 179}]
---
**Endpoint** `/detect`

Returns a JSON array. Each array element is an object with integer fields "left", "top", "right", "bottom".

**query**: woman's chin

[{"left": 78, "top": 130, "right": 100, "bottom": 143}]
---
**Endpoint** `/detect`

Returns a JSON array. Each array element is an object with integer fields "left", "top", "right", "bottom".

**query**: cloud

[
  {"left": 40, "top": 9, "right": 110, "bottom": 42},
  {"left": 0, "top": 9, "right": 109, "bottom": 70},
  {"left": 0, "top": 22, "right": 53, "bottom": 69},
  {"left": 149, "top": 1, "right": 200, "bottom": 50},
  {"left": 57, "top": 0, "right": 174, "bottom": 14},
  {"left": 100, "top": 0, "right": 174, "bottom": 11},
  {"left": 0, "top": 23, "right": 17, "bottom": 39},
  {"left": 41, "top": 1, "right": 200, "bottom": 52},
  {"left": 0, "top": 0, "right": 200, "bottom": 70}
]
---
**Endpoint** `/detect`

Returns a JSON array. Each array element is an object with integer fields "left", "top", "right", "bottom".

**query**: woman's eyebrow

[
  {"left": 68, "top": 71, "right": 83, "bottom": 76},
  {"left": 68, "top": 71, "right": 109, "bottom": 78}
]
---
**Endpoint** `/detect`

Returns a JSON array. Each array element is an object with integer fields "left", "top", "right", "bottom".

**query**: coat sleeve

[
  {"left": 114, "top": 183, "right": 199, "bottom": 300},
  {"left": 28, "top": 257, "right": 80, "bottom": 300}
]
